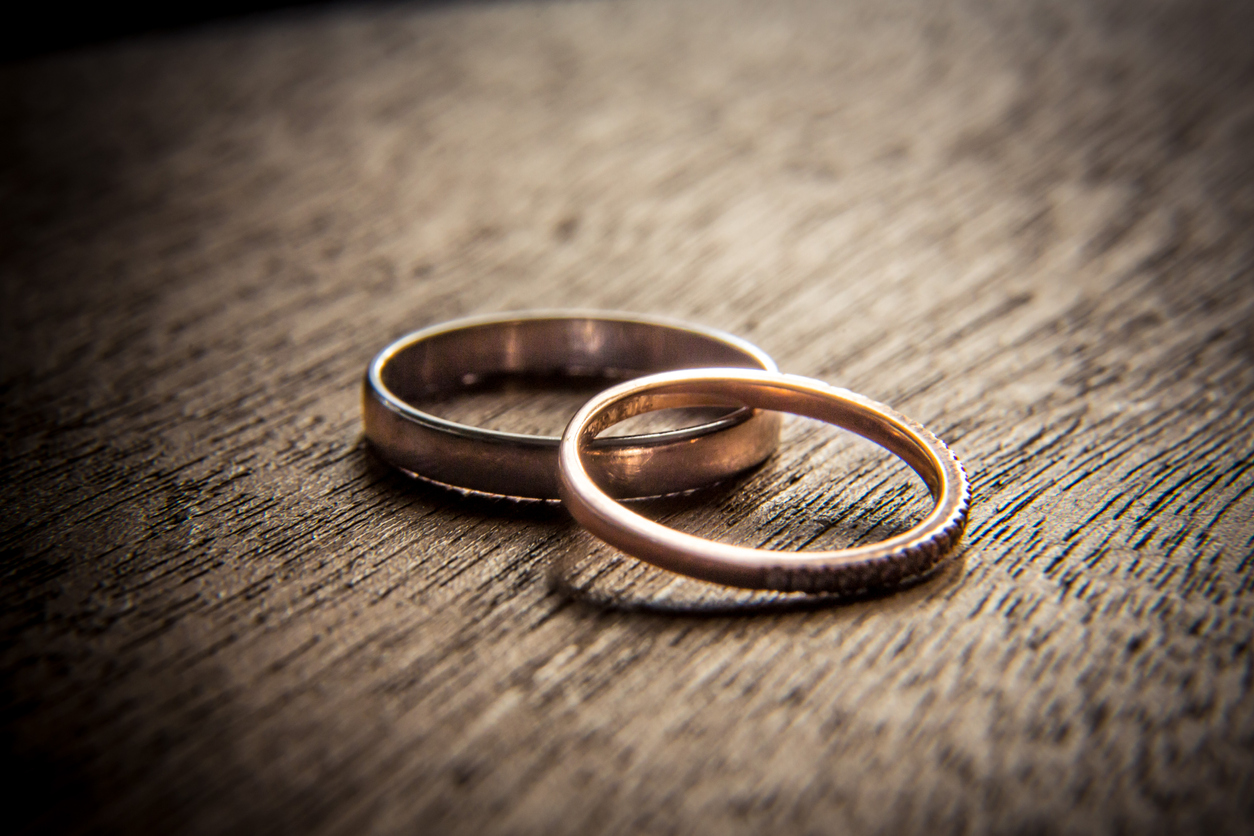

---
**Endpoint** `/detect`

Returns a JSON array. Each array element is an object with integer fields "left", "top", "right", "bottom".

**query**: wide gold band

[{"left": 363, "top": 312, "right": 782, "bottom": 499}]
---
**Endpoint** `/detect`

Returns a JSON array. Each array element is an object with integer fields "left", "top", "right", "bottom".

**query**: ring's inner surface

[{"left": 382, "top": 318, "right": 769, "bottom": 437}]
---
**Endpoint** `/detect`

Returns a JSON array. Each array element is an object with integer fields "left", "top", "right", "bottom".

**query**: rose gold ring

[
  {"left": 557, "top": 369, "right": 970, "bottom": 593},
  {"left": 363, "top": 312, "right": 781, "bottom": 499}
]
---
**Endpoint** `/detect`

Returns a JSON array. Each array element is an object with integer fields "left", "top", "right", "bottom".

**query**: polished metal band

[
  {"left": 363, "top": 312, "right": 782, "bottom": 499},
  {"left": 558, "top": 369, "right": 970, "bottom": 593}
]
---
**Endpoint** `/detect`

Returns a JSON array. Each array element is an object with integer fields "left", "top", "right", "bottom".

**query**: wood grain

[{"left": 2, "top": 0, "right": 1253, "bottom": 833}]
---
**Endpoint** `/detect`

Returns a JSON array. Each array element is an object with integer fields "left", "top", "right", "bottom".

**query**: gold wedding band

[
  {"left": 558, "top": 368, "right": 969, "bottom": 593},
  {"left": 363, "top": 312, "right": 782, "bottom": 499}
]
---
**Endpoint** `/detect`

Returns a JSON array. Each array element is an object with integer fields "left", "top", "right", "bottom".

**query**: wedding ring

[
  {"left": 364, "top": 312, "right": 782, "bottom": 499},
  {"left": 558, "top": 369, "right": 969, "bottom": 593}
]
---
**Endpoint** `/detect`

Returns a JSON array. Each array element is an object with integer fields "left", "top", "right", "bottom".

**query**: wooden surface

[{"left": 3, "top": 0, "right": 1253, "bottom": 833}]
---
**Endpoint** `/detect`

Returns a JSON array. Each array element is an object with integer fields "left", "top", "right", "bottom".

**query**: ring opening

[{"left": 615, "top": 415, "right": 935, "bottom": 552}]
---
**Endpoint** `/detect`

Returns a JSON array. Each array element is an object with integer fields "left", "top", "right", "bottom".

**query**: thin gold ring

[{"left": 558, "top": 368, "right": 970, "bottom": 593}]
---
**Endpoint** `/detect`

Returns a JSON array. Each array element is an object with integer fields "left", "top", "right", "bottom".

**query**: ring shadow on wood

[{"left": 546, "top": 521, "right": 968, "bottom": 616}]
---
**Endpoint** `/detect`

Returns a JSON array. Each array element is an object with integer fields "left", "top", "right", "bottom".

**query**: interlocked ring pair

[{"left": 364, "top": 312, "right": 969, "bottom": 594}]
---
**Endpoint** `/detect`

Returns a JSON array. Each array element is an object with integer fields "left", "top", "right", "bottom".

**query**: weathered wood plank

[{"left": 2, "top": 0, "right": 1253, "bottom": 833}]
